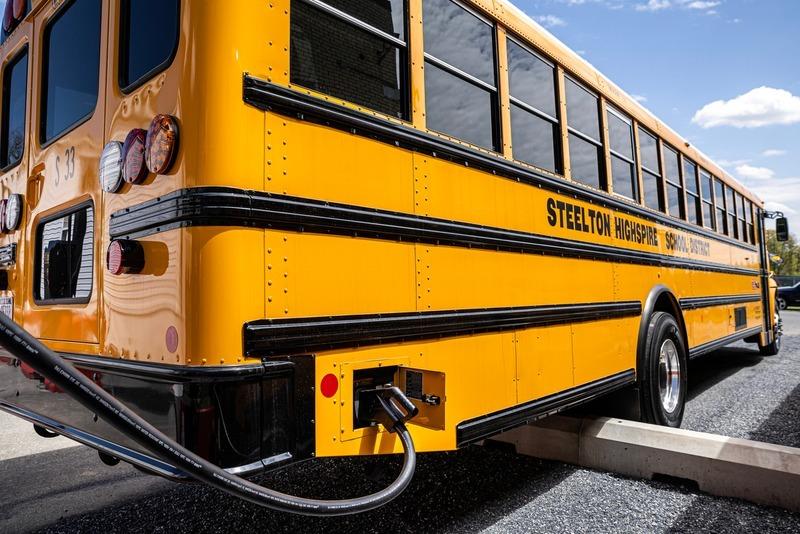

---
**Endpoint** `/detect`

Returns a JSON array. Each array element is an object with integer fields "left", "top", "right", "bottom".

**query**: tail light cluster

[
  {"left": 104, "top": 114, "right": 179, "bottom": 275},
  {"left": 99, "top": 114, "right": 179, "bottom": 194},
  {"left": 0, "top": 194, "right": 23, "bottom": 234}
]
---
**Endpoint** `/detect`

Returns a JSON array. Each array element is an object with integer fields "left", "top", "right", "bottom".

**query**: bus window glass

[
  {"left": 41, "top": 0, "right": 102, "bottom": 144},
  {"left": 725, "top": 186, "right": 738, "bottom": 238},
  {"left": 699, "top": 170, "right": 714, "bottom": 229},
  {"left": 35, "top": 206, "right": 94, "bottom": 302},
  {"left": 746, "top": 200, "right": 755, "bottom": 243},
  {"left": 714, "top": 177, "right": 726, "bottom": 234},
  {"left": 639, "top": 128, "right": 664, "bottom": 212},
  {"left": 683, "top": 159, "right": 700, "bottom": 226},
  {"left": 291, "top": 0, "right": 408, "bottom": 119},
  {"left": 0, "top": 48, "right": 27, "bottom": 169},
  {"left": 607, "top": 108, "right": 637, "bottom": 201},
  {"left": 323, "top": 0, "right": 406, "bottom": 40},
  {"left": 423, "top": 0, "right": 497, "bottom": 150},
  {"left": 663, "top": 145, "right": 683, "bottom": 219},
  {"left": 639, "top": 128, "right": 659, "bottom": 174},
  {"left": 119, "top": 0, "right": 180, "bottom": 92},
  {"left": 565, "top": 77, "right": 602, "bottom": 189},
  {"left": 737, "top": 193, "right": 747, "bottom": 242},
  {"left": 507, "top": 39, "right": 559, "bottom": 173}
]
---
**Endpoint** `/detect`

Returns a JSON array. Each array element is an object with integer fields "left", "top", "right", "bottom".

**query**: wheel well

[{"left": 637, "top": 287, "right": 689, "bottom": 373}]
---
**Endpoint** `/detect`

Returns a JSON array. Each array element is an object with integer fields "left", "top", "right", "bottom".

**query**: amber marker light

[
  {"left": 99, "top": 141, "right": 124, "bottom": 193},
  {"left": 107, "top": 240, "right": 145, "bottom": 275},
  {"left": 145, "top": 114, "right": 179, "bottom": 175},
  {"left": 0, "top": 199, "right": 7, "bottom": 233},
  {"left": 122, "top": 128, "right": 148, "bottom": 184},
  {"left": 5, "top": 194, "right": 22, "bottom": 232}
]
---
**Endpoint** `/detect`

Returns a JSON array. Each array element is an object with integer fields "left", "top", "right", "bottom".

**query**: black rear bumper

[{"left": 0, "top": 352, "right": 315, "bottom": 479}]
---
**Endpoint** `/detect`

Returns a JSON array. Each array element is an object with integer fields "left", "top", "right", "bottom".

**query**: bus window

[
  {"left": 639, "top": 128, "right": 664, "bottom": 212},
  {"left": 0, "top": 47, "right": 27, "bottom": 170},
  {"left": 40, "top": 0, "right": 101, "bottom": 144},
  {"left": 34, "top": 205, "right": 94, "bottom": 303},
  {"left": 607, "top": 106, "right": 637, "bottom": 201},
  {"left": 699, "top": 170, "right": 714, "bottom": 230},
  {"left": 119, "top": 0, "right": 180, "bottom": 92},
  {"left": 683, "top": 159, "right": 699, "bottom": 226},
  {"left": 725, "top": 185, "right": 738, "bottom": 239},
  {"left": 507, "top": 38, "right": 560, "bottom": 173},
  {"left": 714, "top": 177, "right": 726, "bottom": 234},
  {"left": 290, "top": 0, "right": 408, "bottom": 119},
  {"left": 663, "top": 145, "right": 683, "bottom": 219},
  {"left": 423, "top": 0, "right": 498, "bottom": 150},
  {"left": 737, "top": 193, "right": 747, "bottom": 242},
  {"left": 565, "top": 77, "right": 603, "bottom": 190},
  {"left": 746, "top": 200, "right": 755, "bottom": 244}
]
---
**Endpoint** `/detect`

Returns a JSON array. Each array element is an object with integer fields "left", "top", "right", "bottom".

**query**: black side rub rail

[
  {"left": 457, "top": 370, "right": 636, "bottom": 446},
  {"left": 242, "top": 75, "right": 758, "bottom": 255},
  {"left": 244, "top": 301, "right": 642, "bottom": 357},
  {"left": 688, "top": 326, "right": 762, "bottom": 360},
  {"left": 679, "top": 294, "right": 762, "bottom": 310},
  {"left": 109, "top": 187, "right": 758, "bottom": 277}
]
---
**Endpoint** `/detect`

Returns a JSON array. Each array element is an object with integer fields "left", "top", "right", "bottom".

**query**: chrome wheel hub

[{"left": 658, "top": 338, "right": 681, "bottom": 414}]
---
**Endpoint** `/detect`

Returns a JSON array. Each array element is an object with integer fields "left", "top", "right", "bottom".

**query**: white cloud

[
  {"left": 692, "top": 87, "right": 800, "bottom": 128},
  {"left": 762, "top": 149, "right": 787, "bottom": 157},
  {"left": 716, "top": 158, "right": 750, "bottom": 168},
  {"left": 631, "top": 94, "right": 648, "bottom": 103},
  {"left": 636, "top": 0, "right": 671, "bottom": 11},
  {"left": 535, "top": 15, "right": 566, "bottom": 28},
  {"left": 746, "top": 178, "right": 800, "bottom": 215},
  {"left": 736, "top": 164, "right": 775, "bottom": 181},
  {"left": 684, "top": 1, "right": 720, "bottom": 9}
]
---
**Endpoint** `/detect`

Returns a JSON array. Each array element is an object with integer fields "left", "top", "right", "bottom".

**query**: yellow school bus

[{"left": 0, "top": 0, "right": 787, "bottom": 512}]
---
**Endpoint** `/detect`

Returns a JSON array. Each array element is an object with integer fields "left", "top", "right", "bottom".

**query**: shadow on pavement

[{"left": 687, "top": 345, "right": 764, "bottom": 401}]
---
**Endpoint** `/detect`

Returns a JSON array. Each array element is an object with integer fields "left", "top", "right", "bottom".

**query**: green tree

[{"left": 766, "top": 229, "right": 800, "bottom": 275}]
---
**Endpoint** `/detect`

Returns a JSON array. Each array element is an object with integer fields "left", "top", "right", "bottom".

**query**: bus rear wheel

[
  {"left": 760, "top": 312, "right": 782, "bottom": 356},
  {"left": 639, "top": 312, "right": 687, "bottom": 428}
]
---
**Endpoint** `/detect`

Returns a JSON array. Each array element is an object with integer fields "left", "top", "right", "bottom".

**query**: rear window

[
  {"left": 119, "top": 0, "right": 180, "bottom": 92},
  {"left": 0, "top": 47, "right": 28, "bottom": 169},
  {"left": 35, "top": 204, "right": 94, "bottom": 303},
  {"left": 40, "top": 0, "right": 101, "bottom": 144}
]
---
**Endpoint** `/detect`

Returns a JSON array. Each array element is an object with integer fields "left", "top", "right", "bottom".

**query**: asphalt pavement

[{"left": 2, "top": 312, "right": 799, "bottom": 533}]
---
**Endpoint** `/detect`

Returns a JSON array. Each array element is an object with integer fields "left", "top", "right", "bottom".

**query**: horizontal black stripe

[
  {"left": 243, "top": 301, "right": 641, "bottom": 357},
  {"left": 243, "top": 75, "right": 759, "bottom": 254},
  {"left": 109, "top": 187, "right": 759, "bottom": 277},
  {"left": 0, "top": 243, "right": 16, "bottom": 268},
  {"left": 52, "top": 353, "right": 292, "bottom": 383},
  {"left": 456, "top": 370, "right": 635, "bottom": 446},
  {"left": 688, "top": 326, "right": 762, "bottom": 359},
  {"left": 679, "top": 294, "right": 762, "bottom": 310}
]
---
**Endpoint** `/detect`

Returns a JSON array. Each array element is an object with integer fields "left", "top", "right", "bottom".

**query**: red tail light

[
  {"left": 107, "top": 239, "right": 145, "bottom": 275},
  {"left": 145, "top": 115, "right": 179, "bottom": 175},
  {"left": 122, "top": 128, "right": 149, "bottom": 184},
  {"left": 12, "top": 0, "right": 25, "bottom": 21}
]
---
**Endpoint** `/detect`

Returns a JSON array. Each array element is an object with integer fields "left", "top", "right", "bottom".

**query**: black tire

[
  {"left": 760, "top": 312, "right": 782, "bottom": 356},
  {"left": 639, "top": 312, "right": 687, "bottom": 428},
  {"left": 777, "top": 297, "right": 787, "bottom": 311}
]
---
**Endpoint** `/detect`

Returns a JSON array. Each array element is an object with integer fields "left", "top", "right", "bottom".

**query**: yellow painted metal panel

[{"left": 516, "top": 325, "right": 574, "bottom": 403}]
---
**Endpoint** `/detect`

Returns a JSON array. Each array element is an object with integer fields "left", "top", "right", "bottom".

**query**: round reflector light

[
  {"left": 320, "top": 373, "right": 339, "bottom": 398},
  {"left": 99, "top": 141, "right": 124, "bottom": 193},
  {"left": 106, "top": 239, "right": 145, "bottom": 275},
  {"left": 0, "top": 199, "right": 7, "bottom": 233},
  {"left": 145, "top": 114, "right": 179, "bottom": 175},
  {"left": 12, "top": 0, "right": 25, "bottom": 21},
  {"left": 121, "top": 128, "right": 148, "bottom": 184},
  {"left": 5, "top": 193, "right": 22, "bottom": 232},
  {"left": 2, "top": 2, "right": 14, "bottom": 33}
]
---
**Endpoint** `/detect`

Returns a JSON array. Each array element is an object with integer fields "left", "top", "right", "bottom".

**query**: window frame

[
  {"left": 33, "top": 200, "right": 95, "bottom": 306},
  {"left": 698, "top": 169, "right": 714, "bottom": 230},
  {"left": 682, "top": 158, "right": 701, "bottom": 227},
  {"left": 564, "top": 74, "right": 605, "bottom": 190},
  {"left": 39, "top": 0, "right": 102, "bottom": 147},
  {"left": 118, "top": 0, "right": 181, "bottom": 94},
  {"left": 725, "top": 184, "right": 738, "bottom": 239},
  {"left": 506, "top": 35, "right": 561, "bottom": 174},
  {"left": 0, "top": 44, "right": 29, "bottom": 172},
  {"left": 662, "top": 144, "right": 684, "bottom": 220},
  {"left": 637, "top": 126, "right": 665, "bottom": 213},
  {"left": 606, "top": 105, "right": 638, "bottom": 202},
  {"left": 422, "top": 0, "right": 500, "bottom": 151}
]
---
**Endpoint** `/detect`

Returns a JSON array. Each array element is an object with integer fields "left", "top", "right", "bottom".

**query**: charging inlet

[{"left": 355, "top": 385, "right": 419, "bottom": 432}]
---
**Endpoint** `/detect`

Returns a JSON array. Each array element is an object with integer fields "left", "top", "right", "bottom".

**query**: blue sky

[{"left": 515, "top": 0, "right": 800, "bottom": 228}]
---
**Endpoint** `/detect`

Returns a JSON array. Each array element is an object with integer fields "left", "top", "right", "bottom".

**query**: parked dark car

[{"left": 777, "top": 282, "right": 800, "bottom": 310}]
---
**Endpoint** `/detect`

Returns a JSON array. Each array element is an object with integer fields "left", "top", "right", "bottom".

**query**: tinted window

[
  {"left": 663, "top": 145, "right": 683, "bottom": 219},
  {"left": 663, "top": 146, "right": 681, "bottom": 185},
  {"left": 423, "top": 0, "right": 494, "bottom": 85},
  {"left": 507, "top": 40, "right": 556, "bottom": 118},
  {"left": 1, "top": 48, "right": 27, "bottom": 169},
  {"left": 425, "top": 62, "right": 495, "bottom": 150},
  {"left": 324, "top": 0, "right": 406, "bottom": 40},
  {"left": 569, "top": 133, "right": 602, "bottom": 189},
  {"left": 507, "top": 39, "right": 559, "bottom": 173},
  {"left": 639, "top": 128, "right": 659, "bottom": 173},
  {"left": 511, "top": 105, "right": 558, "bottom": 173},
  {"left": 700, "top": 171, "right": 712, "bottom": 200},
  {"left": 35, "top": 205, "right": 94, "bottom": 302},
  {"left": 291, "top": 0, "right": 408, "bottom": 119},
  {"left": 683, "top": 160, "right": 697, "bottom": 194},
  {"left": 565, "top": 78, "right": 599, "bottom": 140},
  {"left": 643, "top": 171, "right": 663, "bottom": 212},
  {"left": 120, "top": 0, "right": 179, "bottom": 91},
  {"left": 423, "top": 0, "right": 497, "bottom": 150},
  {"left": 607, "top": 108, "right": 637, "bottom": 201},
  {"left": 607, "top": 112, "right": 633, "bottom": 158},
  {"left": 41, "top": 0, "right": 101, "bottom": 144},
  {"left": 667, "top": 183, "right": 683, "bottom": 219}
]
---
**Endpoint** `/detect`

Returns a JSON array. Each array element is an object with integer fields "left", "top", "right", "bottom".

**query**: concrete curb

[{"left": 490, "top": 415, "right": 800, "bottom": 512}]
